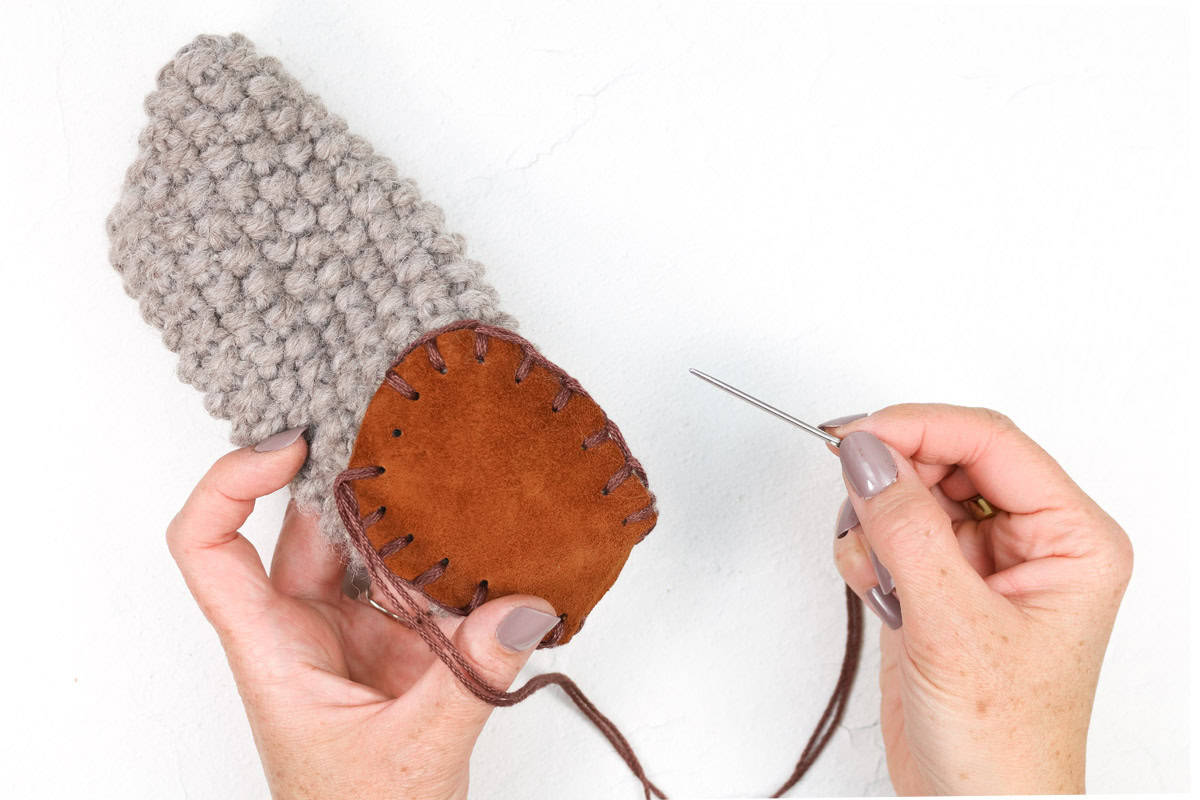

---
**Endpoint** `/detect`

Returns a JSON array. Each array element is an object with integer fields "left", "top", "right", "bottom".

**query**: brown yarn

[
  {"left": 332, "top": 318, "right": 866, "bottom": 797},
  {"left": 771, "top": 585, "right": 865, "bottom": 797},
  {"left": 338, "top": 460, "right": 865, "bottom": 799}
]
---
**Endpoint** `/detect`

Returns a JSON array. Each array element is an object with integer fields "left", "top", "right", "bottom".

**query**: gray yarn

[{"left": 107, "top": 33, "right": 514, "bottom": 559}]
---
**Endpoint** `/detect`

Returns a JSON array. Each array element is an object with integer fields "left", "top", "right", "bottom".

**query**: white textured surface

[{"left": 0, "top": 2, "right": 1191, "bottom": 798}]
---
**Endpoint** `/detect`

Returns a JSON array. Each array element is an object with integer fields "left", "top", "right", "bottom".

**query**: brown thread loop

[
  {"left": 360, "top": 506, "right": 386, "bottom": 528},
  {"left": 552, "top": 383, "right": 573, "bottom": 413},
  {"left": 413, "top": 558, "right": 450, "bottom": 587},
  {"left": 582, "top": 427, "right": 609, "bottom": 450},
  {"left": 425, "top": 339, "right": 447, "bottom": 373},
  {"left": 604, "top": 422, "right": 648, "bottom": 484},
  {"left": 384, "top": 371, "right": 419, "bottom": 401},
  {"left": 378, "top": 533, "right": 414, "bottom": 559},
  {"left": 580, "top": 421, "right": 651, "bottom": 503},
  {"left": 542, "top": 614, "right": 567, "bottom": 647},
  {"left": 603, "top": 462, "right": 634, "bottom": 496},
  {"left": 514, "top": 349, "right": 536, "bottom": 384},
  {"left": 463, "top": 580, "right": 490, "bottom": 613},
  {"left": 622, "top": 503, "right": 657, "bottom": 527},
  {"left": 552, "top": 376, "right": 582, "bottom": 413}
]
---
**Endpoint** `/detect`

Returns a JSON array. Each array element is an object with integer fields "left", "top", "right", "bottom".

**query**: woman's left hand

[{"left": 167, "top": 429, "right": 560, "bottom": 799}]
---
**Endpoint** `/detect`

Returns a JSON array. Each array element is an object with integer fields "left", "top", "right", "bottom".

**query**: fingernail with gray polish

[
  {"left": 868, "top": 547, "right": 895, "bottom": 595},
  {"left": 820, "top": 413, "right": 868, "bottom": 431},
  {"left": 836, "top": 498, "right": 858, "bottom": 539},
  {"left": 839, "top": 431, "right": 898, "bottom": 499},
  {"left": 497, "top": 607, "right": 562, "bottom": 652},
  {"left": 866, "top": 586, "right": 903, "bottom": 630},
  {"left": 254, "top": 426, "right": 307, "bottom": 452}
]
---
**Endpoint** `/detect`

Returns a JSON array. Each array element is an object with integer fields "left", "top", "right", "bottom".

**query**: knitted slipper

[
  {"left": 108, "top": 33, "right": 861, "bottom": 799},
  {"left": 107, "top": 31, "right": 663, "bottom": 796}
]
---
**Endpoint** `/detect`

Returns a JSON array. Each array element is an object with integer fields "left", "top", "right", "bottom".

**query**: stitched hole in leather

[{"left": 377, "top": 531, "right": 413, "bottom": 559}]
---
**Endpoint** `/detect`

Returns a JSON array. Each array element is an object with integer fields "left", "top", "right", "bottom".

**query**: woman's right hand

[{"left": 825, "top": 404, "right": 1132, "bottom": 795}]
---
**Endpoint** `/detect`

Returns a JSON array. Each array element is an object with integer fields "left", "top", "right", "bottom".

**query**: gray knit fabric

[{"left": 107, "top": 33, "right": 514, "bottom": 559}]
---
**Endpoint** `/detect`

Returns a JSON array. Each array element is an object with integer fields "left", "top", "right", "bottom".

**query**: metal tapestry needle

[{"left": 689, "top": 368, "right": 842, "bottom": 447}]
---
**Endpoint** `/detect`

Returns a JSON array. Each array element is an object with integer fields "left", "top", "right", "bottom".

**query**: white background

[{"left": 0, "top": 2, "right": 1193, "bottom": 798}]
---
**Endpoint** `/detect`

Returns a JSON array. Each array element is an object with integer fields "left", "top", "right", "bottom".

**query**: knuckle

[
  {"left": 867, "top": 501, "right": 942, "bottom": 553},
  {"left": 1065, "top": 507, "right": 1134, "bottom": 590},
  {"left": 460, "top": 638, "right": 520, "bottom": 692},
  {"left": 472, "top": 655, "right": 513, "bottom": 688},
  {"left": 976, "top": 406, "right": 1016, "bottom": 430},
  {"left": 832, "top": 538, "right": 855, "bottom": 572},
  {"left": 833, "top": 535, "right": 879, "bottom": 593},
  {"left": 164, "top": 511, "right": 185, "bottom": 554},
  {"left": 876, "top": 402, "right": 924, "bottom": 422},
  {"left": 832, "top": 534, "right": 863, "bottom": 575},
  {"left": 1105, "top": 525, "right": 1134, "bottom": 586}
]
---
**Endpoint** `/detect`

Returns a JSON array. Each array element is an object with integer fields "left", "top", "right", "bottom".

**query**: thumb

[
  {"left": 839, "top": 431, "right": 989, "bottom": 631},
  {"left": 410, "top": 594, "right": 562, "bottom": 735},
  {"left": 167, "top": 427, "right": 309, "bottom": 637}
]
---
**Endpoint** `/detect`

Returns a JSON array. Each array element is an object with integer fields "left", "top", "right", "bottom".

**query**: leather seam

[
  {"left": 383, "top": 319, "right": 657, "bottom": 522},
  {"left": 334, "top": 319, "right": 657, "bottom": 644}
]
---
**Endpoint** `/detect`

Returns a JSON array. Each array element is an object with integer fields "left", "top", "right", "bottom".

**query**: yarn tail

[{"left": 771, "top": 584, "right": 865, "bottom": 797}]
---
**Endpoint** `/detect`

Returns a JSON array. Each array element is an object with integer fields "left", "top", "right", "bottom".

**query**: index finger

[{"left": 832, "top": 404, "right": 1085, "bottom": 515}]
